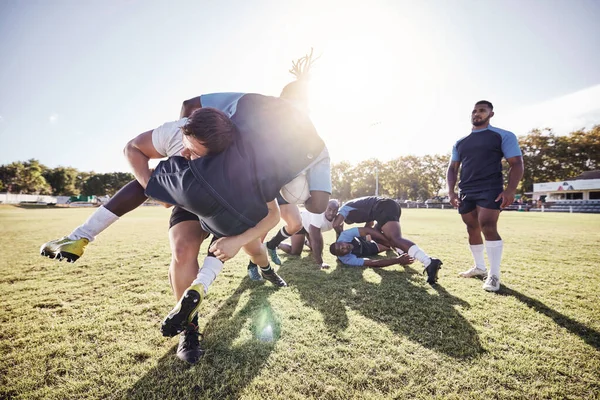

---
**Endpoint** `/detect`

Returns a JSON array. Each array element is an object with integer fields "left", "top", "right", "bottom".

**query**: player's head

[
  {"left": 324, "top": 199, "right": 340, "bottom": 221},
  {"left": 471, "top": 100, "right": 494, "bottom": 127},
  {"left": 280, "top": 48, "right": 320, "bottom": 113},
  {"left": 181, "top": 107, "right": 237, "bottom": 159},
  {"left": 329, "top": 241, "right": 353, "bottom": 256}
]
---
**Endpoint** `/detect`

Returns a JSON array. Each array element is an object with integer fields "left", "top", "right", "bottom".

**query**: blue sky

[{"left": 1, "top": 0, "right": 599, "bottom": 173}]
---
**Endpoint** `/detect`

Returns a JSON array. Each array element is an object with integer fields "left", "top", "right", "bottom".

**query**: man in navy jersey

[
  {"left": 40, "top": 92, "right": 330, "bottom": 364},
  {"left": 446, "top": 100, "right": 524, "bottom": 292},
  {"left": 330, "top": 227, "right": 414, "bottom": 268},
  {"left": 332, "top": 196, "right": 443, "bottom": 284}
]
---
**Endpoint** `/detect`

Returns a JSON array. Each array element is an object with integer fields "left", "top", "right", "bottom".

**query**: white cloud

[
  {"left": 49, "top": 113, "right": 59, "bottom": 123},
  {"left": 502, "top": 84, "right": 600, "bottom": 135}
]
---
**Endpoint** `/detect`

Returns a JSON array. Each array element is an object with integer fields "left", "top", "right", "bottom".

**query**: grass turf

[{"left": 1, "top": 206, "right": 599, "bottom": 399}]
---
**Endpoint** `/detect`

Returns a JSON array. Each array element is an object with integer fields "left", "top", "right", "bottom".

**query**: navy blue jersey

[
  {"left": 338, "top": 196, "right": 380, "bottom": 224},
  {"left": 451, "top": 126, "right": 521, "bottom": 194},
  {"left": 147, "top": 93, "right": 326, "bottom": 232},
  {"left": 351, "top": 236, "right": 380, "bottom": 257}
]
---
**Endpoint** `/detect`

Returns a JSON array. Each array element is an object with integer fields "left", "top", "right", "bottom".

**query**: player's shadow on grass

[
  {"left": 279, "top": 255, "right": 483, "bottom": 359},
  {"left": 500, "top": 285, "right": 600, "bottom": 351},
  {"left": 122, "top": 278, "right": 280, "bottom": 400}
]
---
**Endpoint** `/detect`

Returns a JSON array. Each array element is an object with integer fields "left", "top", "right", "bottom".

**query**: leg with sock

[
  {"left": 381, "top": 221, "right": 442, "bottom": 284},
  {"left": 479, "top": 208, "right": 502, "bottom": 292},
  {"left": 40, "top": 179, "right": 149, "bottom": 262},
  {"left": 458, "top": 209, "right": 488, "bottom": 278}
]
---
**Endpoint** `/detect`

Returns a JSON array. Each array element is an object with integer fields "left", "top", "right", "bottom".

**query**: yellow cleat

[
  {"left": 40, "top": 236, "right": 89, "bottom": 263},
  {"left": 161, "top": 284, "right": 204, "bottom": 337}
]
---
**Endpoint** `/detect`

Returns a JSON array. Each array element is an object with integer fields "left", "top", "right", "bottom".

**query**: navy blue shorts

[
  {"left": 169, "top": 206, "right": 199, "bottom": 229},
  {"left": 458, "top": 189, "right": 502, "bottom": 214},
  {"left": 373, "top": 198, "right": 401, "bottom": 226},
  {"left": 146, "top": 158, "right": 257, "bottom": 238},
  {"left": 276, "top": 193, "right": 289, "bottom": 206}
]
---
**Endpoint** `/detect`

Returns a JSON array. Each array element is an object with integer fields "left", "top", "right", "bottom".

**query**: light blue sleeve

[
  {"left": 500, "top": 131, "right": 522, "bottom": 158},
  {"left": 338, "top": 253, "right": 365, "bottom": 267},
  {"left": 491, "top": 127, "right": 522, "bottom": 158},
  {"left": 339, "top": 205, "right": 355, "bottom": 218},
  {"left": 338, "top": 227, "right": 360, "bottom": 242},
  {"left": 306, "top": 147, "right": 331, "bottom": 193},
  {"left": 200, "top": 93, "right": 246, "bottom": 117},
  {"left": 451, "top": 142, "right": 460, "bottom": 162}
]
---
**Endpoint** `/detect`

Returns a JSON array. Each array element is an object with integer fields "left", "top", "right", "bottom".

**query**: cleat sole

[{"left": 161, "top": 290, "right": 202, "bottom": 337}]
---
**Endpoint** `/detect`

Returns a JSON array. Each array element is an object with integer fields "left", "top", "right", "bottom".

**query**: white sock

[
  {"left": 485, "top": 240, "right": 503, "bottom": 278},
  {"left": 395, "top": 247, "right": 406, "bottom": 255},
  {"left": 408, "top": 245, "right": 431, "bottom": 267},
  {"left": 192, "top": 256, "right": 224, "bottom": 295},
  {"left": 469, "top": 244, "right": 486, "bottom": 270},
  {"left": 68, "top": 206, "right": 119, "bottom": 242}
]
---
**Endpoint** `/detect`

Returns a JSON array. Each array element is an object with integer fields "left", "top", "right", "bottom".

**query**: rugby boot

[
  {"left": 176, "top": 325, "right": 205, "bottom": 364},
  {"left": 260, "top": 268, "right": 288, "bottom": 287},
  {"left": 161, "top": 284, "right": 204, "bottom": 337},
  {"left": 423, "top": 258, "right": 443, "bottom": 284},
  {"left": 40, "top": 236, "right": 89, "bottom": 263}
]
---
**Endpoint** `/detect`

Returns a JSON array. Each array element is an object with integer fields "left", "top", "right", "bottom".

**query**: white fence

[{"left": 0, "top": 192, "right": 61, "bottom": 204}]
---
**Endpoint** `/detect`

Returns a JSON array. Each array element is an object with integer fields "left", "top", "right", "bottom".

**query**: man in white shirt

[{"left": 277, "top": 199, "right": 339, "bottom": 269}]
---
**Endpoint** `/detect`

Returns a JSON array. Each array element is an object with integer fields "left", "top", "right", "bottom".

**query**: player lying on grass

[
  {"left": 40, "top": 92, "right": 329, "bottom": 364},
  {"left": 332, "top": 196, "right": 443, "bottom": 284},
  {"left": 277, "top": 199, "right": 340, "bottom": 269},
  {"left": 330, "top": 227, "right": 415, "bottom": 267}
]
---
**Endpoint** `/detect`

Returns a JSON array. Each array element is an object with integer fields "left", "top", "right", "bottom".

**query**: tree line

[
  {"left": 0, "top": 159, "right": 134, "bottom": 197},
  {"left": 1, "top": 125, "right": 598, "bottom": 199},
  {"left": 331, "top": 125, "right": 600, "bottom": 201}
]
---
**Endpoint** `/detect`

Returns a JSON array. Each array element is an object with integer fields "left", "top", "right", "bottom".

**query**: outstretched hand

[{"left": 397, "top": 254, "right": 415, "bottom": 266}]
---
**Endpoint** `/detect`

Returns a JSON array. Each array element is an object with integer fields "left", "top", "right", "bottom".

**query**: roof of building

[{"left": 574, "top": 170, "right": 600, "bottom": 180}]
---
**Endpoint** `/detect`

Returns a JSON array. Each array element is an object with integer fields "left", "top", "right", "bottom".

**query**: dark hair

[
  {"left": 475, "top": 100, "right": 493, "bottom": 110},
  {"left": 280, "top": 48, "right": 320, "bottom": 106},
  {"left": 329, "top": 242, "right": 337, "bottom": 256},
  {"left": 181, "top": 108, "right": 237, "bottom": 155}
]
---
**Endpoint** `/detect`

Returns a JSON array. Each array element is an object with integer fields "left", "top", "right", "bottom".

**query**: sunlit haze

[{"left": 1, "top": 0, "right": 599, "bottom": 172}]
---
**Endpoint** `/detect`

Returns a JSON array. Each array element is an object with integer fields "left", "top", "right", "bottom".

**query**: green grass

[{"left": 1, "top": 206, "right": 599, "bottom": 399}]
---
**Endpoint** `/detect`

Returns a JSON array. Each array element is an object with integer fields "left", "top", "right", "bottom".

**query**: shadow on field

[
  {"left": 121, "top": 278, "right": 280, "bottom": 399},
  {"left": 500, "top": 286, "right": 600, "bottom": 350},
  {"left": 279, "top": 256, "right": 484, "bottom": 359}
]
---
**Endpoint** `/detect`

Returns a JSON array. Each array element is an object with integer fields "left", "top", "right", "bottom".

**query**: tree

[
  {"left": 0, "top": 160, "right": 51, "bottom": 194},
  {"left": 44, "top": 167, "right": 80, "bottom": 196},
  {"left": 331, "top": 161, "right": 355, "bottom": 202}
]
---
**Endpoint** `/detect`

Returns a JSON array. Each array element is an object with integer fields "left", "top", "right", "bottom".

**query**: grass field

[{"left": 1, "top": 205, "right": 599, "bottom": 399}]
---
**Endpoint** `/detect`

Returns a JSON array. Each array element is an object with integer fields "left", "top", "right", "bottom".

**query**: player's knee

[
  {"left": 286, "top": 221, "right": 302, "bottom": 235},
  {"left": 479, "top": 221, "right": 497, "bottom": 237},
  {"left": 171, "top": 239, "right": 200, "bottom": 264}
]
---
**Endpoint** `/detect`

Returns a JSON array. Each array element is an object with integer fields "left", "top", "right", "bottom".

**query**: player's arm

[
  {"left": 124, "top": 130, "right": 164, "bottom": 189},
  {"left": 496, "top": 155, "right": 524, "bottom": 208},
  {"left": 363, "top": 257, "right": 412, "bottom": 268},
  {"left": 308, "top": 224, "right": 327, "bottom": 268},
  {"left": 446, "top": 159, "right": 461, "bottom": 207},
  {"left": 180, "top": 96, "right": 202, "bottom": 118},
  {"left": 209, "top": 200, "right": 280, "bottom": 262},
  {"left": 332, "top": 214, "right": 345, "bottom": 238},
  {"left": 304, "top": 190, "right": 329, "bottom": 214}
]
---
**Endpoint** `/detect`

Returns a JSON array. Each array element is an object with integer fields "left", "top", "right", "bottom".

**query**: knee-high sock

[
  {"left": 485, "top": 240, "right": 503, "bottom": 278},
  {"left": 408, "top": 245, "right": 432, "bottom": 267},
  {"left": 266, "top": 227, "right": 292, "bottom": 249},
  {"left": 469, "top": 244, "right": 486, "bottom": 270},
  {"left": 192, "top": 256, "right": 224, "bottom": 295},
  {"left": 68, "top": 205, "right": 119, "bottom": 241}
]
